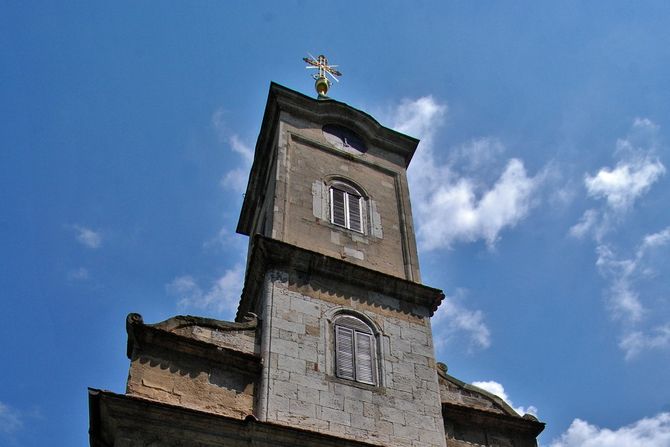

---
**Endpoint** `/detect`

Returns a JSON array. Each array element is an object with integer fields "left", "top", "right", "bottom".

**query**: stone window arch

[
  {"left": 312, "top": 178, "right": 383, "bottom": 239},
  {"left": 333, "top": 313, "right": 378, "bottom": 385}
]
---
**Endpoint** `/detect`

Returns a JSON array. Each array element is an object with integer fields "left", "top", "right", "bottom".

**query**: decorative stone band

[{"left": 235, "top": 235, "right": 445, "bottom": 322}]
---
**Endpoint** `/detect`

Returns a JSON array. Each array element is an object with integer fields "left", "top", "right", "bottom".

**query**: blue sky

[{"left": 2, "top": 2, "right": 670, "bottom": 446}]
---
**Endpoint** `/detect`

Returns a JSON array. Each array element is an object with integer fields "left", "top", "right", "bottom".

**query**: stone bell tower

[
  {"left": 88, "top": 59, "right": 544, "bottom": 447},
  {"left": 235, "top": 82, "right": 446, "bottom": 446}
]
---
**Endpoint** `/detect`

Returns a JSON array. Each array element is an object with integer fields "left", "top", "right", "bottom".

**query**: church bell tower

[{"left": 235, "top": 81, "right": 447, "bottom": 445}]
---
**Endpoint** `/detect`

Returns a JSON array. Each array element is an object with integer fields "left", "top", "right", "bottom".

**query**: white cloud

[
  {"left": 220, "top": 136, "right": 253, "bottom": 193},
  {"left": 570, "top": 119, "right": 669, "bottom": 359},
  {"left": 391, "top": 96, "right": 447, "bottom": 142},
  {"left": 619, "top": 325, "right": 670, "bottom": 361},
  {"left": 0, "top": 401, "right": 22, "bottom": 434},
  {"left": 432, "top": 291, "right": 491, "bottom": 350},
  {"left": 73, "top": 225, "right": 102, "bottom": 249},
  {"left": 220, "top": 167, "right": 249, "bottom": 193},
  {"left": 67, "top": 267, "right": 89, "bottom": 281},
  {"left": 390, "top": 96, "right": 447, "bottom": 210},
  {"left": 550, "top": 412, "right": 670, "bottom": 447},
  {"left": 387, "top": 96, "right": 547, "bottom": 348},
  {"left": 569, "top": 209, "right": 600, "bottom": 239},
  {"left": 595, "top": 244, "right": 644, "bottom": 323},
  {"left": 451, "top": 137, "right": 506, "bottom": 173},
  {"left": 211, "top": 107, "right": 229, "bottom": 141},
  {"left": 473, "top": 159, "right": 538, "bottom": 243},
  {"left": 641, "top": 227, "right": 670, "bottom": 251},
  {"left": 632, "top": 117, "right": 660, "bottom": 132},
  {"left": 594, "top": 227, "right": 670, "bottom": 358},
  {"left": 583, "top": 118, "right": 665, "bottom": 213},
  {"left": 203, "top": 226, "right": 246, "bottom": 251},
  {"left": 471, "top": 380, "right": 538, "bottom": 417},
  {"left": 571, "top": 119, "right": 665, "bottom": 241},
  {"left": 388, "top": 96, "right": 543, "bottom": 250},
  {"left": 167, "top": 264, "right": 245, "bottom": 315},
  {"left": 213, "top": 108, "right": 254, "bottom": 193},
  {"left": 584, "top": 156, "right": 665, "bottom": 211},
  {"left": 549, "top": 182, "right": 579, "bottom": 210},
  {"left": 229, "top": 134, "right": 254, "bottom": 164},
  {"left": 618, "top": 117, "right": 661, "bottom": 156},
  {"left": 171, "top": 110, "right": 254, "bottom": 318},
  {"left": 418, "top": 158, "right": 540, "bottom": 249},
  {"left": 608, "top": 278, "right": 645, "bottom": 324}
]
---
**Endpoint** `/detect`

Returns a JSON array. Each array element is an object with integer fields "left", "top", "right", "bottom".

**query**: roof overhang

[{"left": 442, "top": 402, "right": 545, "bottom": 438}]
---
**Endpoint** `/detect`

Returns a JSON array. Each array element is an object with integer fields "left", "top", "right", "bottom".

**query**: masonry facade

[{"left": 88, "top": 83, "right": 544, "bottom": 447}]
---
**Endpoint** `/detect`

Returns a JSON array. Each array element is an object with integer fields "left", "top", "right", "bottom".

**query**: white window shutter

[
  {"left": 312, "top": 181, "right": 325, "bottom": 220},
  {"left": 348, "top": 195, "right": 362, "bottom": 233},
  {"left": 355, "top": 332, "right": 375, "bottom": 384},
  {"left": 331, "top": 188, "right": 347, "bottom": 227},
  {"left": 335, "top": 326, "right": 355, "bottom": 380}
]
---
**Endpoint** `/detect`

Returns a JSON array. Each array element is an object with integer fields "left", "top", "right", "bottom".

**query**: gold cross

[{"left": 303, "top": 53, "right": 342, "bottom": 97}]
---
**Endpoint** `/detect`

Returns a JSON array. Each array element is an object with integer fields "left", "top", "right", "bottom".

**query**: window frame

[
  {"left": 333, "top": 314, "right": 377, "bottom": 386},
  {"left": 329, "top": 183, "right": 364, "bottom": 233}
]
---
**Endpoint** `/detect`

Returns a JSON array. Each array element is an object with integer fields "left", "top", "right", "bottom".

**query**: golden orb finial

[{"left": 315, "top": 76, "right": 329, "bottom": 96}]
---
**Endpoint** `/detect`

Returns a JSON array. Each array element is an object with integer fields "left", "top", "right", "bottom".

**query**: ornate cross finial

[{"left": 303, "top": 53, "right": 342, "bottom": 98}]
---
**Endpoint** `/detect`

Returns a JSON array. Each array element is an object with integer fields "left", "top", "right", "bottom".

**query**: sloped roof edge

[{"left": 437, "top": 365, "right": 529, "bottom": 419}]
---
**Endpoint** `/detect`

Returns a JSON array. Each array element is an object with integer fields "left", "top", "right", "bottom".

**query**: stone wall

[
  {"left": 125, "top": 325, "right": 258, "bottom": 419},
  {"left": 257, "top": 269, "right": 446, "bottom": 447}
]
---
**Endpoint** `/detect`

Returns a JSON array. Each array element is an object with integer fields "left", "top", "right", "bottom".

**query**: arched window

[
  {"left": 330, "top": 182, "right": 363, "bottom": 233},
  {"left": 334, "top": 314, "right": 377, "bottom": 385}
]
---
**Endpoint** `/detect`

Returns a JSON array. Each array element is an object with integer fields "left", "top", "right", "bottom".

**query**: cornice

[
  {"left": 442, "top": 401, "right": 545, "bottom": 437},
  {"left": 235, "top": 235, "right": 444, "bottom": 321}
]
